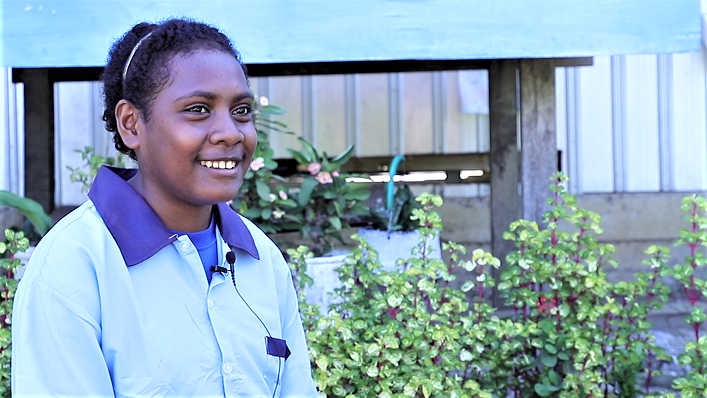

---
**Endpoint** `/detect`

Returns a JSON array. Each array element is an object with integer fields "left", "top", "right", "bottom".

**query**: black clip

[
  {"left": 211, "top": 265, "right": 228, "bottom": 273},
  {"left": 266, "top": 337, "right": 291, "bottom": 360}
]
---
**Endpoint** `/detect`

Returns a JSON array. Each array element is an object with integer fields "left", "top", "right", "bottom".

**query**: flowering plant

[
  {"left": 287, "top": 138, "right": 371, "bottom": 257},
  {"left": 232, "top": 103, "right": 300, "bottom": 234}
]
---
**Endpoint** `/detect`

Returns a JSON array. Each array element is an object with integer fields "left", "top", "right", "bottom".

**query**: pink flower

[
  {"left": 332, "top": 170, "right": 340, "bottom": 177},
  {"left": 307, "top": 162, "right": 322, "bottom": 175},
  {"left": 278, "top": 190, "right": 288, "bottom": 200},
  {"left": 315, "top": 171, "right": 333, "bottom": 184},
  {"left": 250, "top": 157, "right": 265, "bottom": 171}
]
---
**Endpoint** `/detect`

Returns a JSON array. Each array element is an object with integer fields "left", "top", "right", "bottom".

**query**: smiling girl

[{"left": 12, "top": 19, "right": 318, "bottom": 397}]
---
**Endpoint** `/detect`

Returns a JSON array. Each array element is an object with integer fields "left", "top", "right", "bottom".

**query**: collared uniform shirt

[{"left": 11, "top": 167, "right": 319, "bottom": 397}]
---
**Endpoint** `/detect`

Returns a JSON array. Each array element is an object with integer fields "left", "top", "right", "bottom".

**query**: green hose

[{"left": 387, "top": 155, "right": 406, "bottom": 210}]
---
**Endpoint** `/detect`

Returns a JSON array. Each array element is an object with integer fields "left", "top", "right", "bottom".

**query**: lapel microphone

[
  {"left": 210, "top": 251, "right": 236, "bottom": 274},
  {"left": 226, "top": 251, "right": 236, "bottom": 272}
]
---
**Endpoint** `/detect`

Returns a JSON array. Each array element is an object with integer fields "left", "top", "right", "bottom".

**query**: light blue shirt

[{"left": 12, "top": 166, "right": 319, "bottom": 397}]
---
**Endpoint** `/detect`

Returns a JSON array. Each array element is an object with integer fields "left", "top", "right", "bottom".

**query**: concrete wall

[{"left": 439, "top": 191, "right": 702, "bottom": 286}]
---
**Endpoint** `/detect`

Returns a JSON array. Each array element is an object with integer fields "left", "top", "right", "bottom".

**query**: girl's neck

[{"left": 127, "top": 171, "right": 214, "bottom": 232}]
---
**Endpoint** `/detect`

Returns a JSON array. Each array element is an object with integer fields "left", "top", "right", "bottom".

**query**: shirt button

[
  {"left": 222, "top": 363, "right": 234, "bottom": 374},
  {"left": 179, "top": 241, "right": 190, "bottom": 251},
  {"left": 207, "top": 299, "right": 215, "bottom": 309}
]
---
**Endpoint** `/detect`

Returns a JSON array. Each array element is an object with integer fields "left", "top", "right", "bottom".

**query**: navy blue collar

[{"left": 88, "top": 166, "right": 259, "bottom": 266}]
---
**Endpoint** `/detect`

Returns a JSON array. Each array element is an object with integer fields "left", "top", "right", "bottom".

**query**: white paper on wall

[{"left": 458, "top": 70, "right": 489, "bottom": 114}]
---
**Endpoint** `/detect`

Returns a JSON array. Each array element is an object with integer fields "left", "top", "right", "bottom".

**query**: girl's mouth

[{"left": 199, "top": 160, "right": 237, "bottom": 170}]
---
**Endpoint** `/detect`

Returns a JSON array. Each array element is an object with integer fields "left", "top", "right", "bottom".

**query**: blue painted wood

[{"left": 0, "top": 0, "right": 701, "bottom": 67}]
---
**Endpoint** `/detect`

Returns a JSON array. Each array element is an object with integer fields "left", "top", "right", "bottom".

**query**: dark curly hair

[{"left": 101, "top": 18, "right": 248, "bottom": 161}]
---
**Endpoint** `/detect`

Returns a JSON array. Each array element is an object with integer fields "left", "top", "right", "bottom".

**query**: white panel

[
  {"left": 0, "top": 68, "right": 9, "bottom": 191},
  {"left": 249, "top": 76, "right": 268, "bottom": 103},
  {"left": 0, "top": 71, "right": 22, "bottom": 194},
  {"left": 314, "top": 75, "right": 346, "bottom": 156},
  {"left": 15, "top": 84, "right": 24, "bottom": 196},
  {"left": 358, "top": 73, "right": 390, "bottom": 156},
  {"left": 624, "top": 54, "right": 660, "bottom": 191},
  {"left": 443, "top": 71, "right": 480, "bottom": 198},
  {"left": 56, "top": 82, "right": 94, "bottom": 206},
  {"left": 672, "top": 49, "right": 707, "bottom": 191},
  {"left": 268, "top": 76, "right": 303, "bottom": 158},
  {"left": 555, "top": 67, "right": 568, "bottom": 177},
  {"left": 445, "top": 71, "right": 480, "bottom": 155},
  {"left": 578, "top": 56, "right": 614, "bottom": 192},
  {"left": 402, "top": 72, "right": 433, "bottom": 155}
]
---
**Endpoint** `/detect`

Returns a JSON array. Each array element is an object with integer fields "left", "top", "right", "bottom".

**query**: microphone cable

[{"left": 225, "top": 251, "right": 282, "bottom": 398}]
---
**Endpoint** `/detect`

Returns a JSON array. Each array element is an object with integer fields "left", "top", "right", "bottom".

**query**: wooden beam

[
  {"left": 11, "top": 58, "right": 593, "bottom": 83},
  {"left": 488, "top": 59, "right": 521, "bottom": 305},
  {"left": 520, "top": 59, "right": 557, "bottom": 223},
  {"left": 21, "top": 68, "right": 55, "bottom": 214}
]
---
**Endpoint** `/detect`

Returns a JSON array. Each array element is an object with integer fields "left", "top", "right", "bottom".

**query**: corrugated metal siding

[
  {"left": 561, "top": 48, "right": 707, "bottom": 194},
  {"left": 0, "top": 68, "right": 22, "bottom": 195}
]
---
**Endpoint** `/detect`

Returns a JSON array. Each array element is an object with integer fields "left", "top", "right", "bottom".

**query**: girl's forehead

[{"left": 157, "top": 49, "right": 249, "bottom": 98}]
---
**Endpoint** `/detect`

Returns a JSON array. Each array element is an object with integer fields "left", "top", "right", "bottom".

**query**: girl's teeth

[{"left": 200, "top": 160, "right": 236, "bottom": 169}]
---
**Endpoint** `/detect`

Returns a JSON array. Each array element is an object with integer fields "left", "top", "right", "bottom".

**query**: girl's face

[{"left": 130, "top": 49, "right": 257, "bottom": 217}]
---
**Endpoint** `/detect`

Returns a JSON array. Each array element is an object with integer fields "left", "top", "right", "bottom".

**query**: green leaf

[
  {"left": 297, "top": 137, "right": 319, "bottom": 163},
  {"left": 0, "top": 191, "right": 52, "bottom": 236},
  {"left": 329, "top": 216, "right": 342, "bottom": 230},
  {"left": 534, "top": 383, "right": 553, "bottom": 397},
  {"left": 539, "top": 319, "right": 554, "bottom": 335},
  {"left": 330, "top": 144, "right": 355, "bottom": 166},
  {"left": 461, "top": 281, "right": 475, "bottom": 292},
  {"left": 255, "top": 179, "right": 272, "bottom": 201},
  {"left": 540, "top": 351, "right": 557, "bottom": 367},
  {"left": 286, "top": 148, "right": 312, "bottom": 165},
  {"left": 298, "top": 177, "right": 318, "bottom": 206},
  {"left": 260, "top": 208, "right": 272, "bottom": 220}
]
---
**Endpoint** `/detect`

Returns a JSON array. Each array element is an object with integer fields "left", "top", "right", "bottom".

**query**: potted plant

[
  {"left": 359, "top": 155, "right": 442, "bottom": 270},
  {"left": 285, "top": 137, "right": 371, "bottom": 311},
  {"left": 286, "top": 137, "right": 371, "bottom": 257}
]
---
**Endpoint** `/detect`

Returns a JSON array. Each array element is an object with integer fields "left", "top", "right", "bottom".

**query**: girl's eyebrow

[{"left": 175, "top": 90, "right": 255, "bottom": 102}]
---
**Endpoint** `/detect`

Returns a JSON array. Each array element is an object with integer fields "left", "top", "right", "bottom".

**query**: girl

[{"left": 12, "top": 19, "right": 318, "bottom": 397}]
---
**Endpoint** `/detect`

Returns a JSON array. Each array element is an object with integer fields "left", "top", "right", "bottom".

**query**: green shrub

[
  {"left": 0, "top": 229, "right": 29, "bottom": 398},
  {"left": 654, "top": 195, "right": 707, "bottom": 398},
  {"left": 291, "top": 173, "right": 683, "bottom": 397}
]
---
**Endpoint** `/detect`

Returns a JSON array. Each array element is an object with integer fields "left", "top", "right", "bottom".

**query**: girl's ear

[{"left": 115, "top": 99, "right": 142, "bottom": 150}]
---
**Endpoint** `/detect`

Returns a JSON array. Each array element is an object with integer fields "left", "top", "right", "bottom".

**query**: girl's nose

[{"left": 209, "top": 112, "right": 245, "bottom": 146}]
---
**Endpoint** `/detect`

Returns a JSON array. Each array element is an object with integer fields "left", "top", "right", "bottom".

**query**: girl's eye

[
  {"left": 186, "top": 105, "right": 208, "bottom": 113},
  {"left": 233, "top": 106, "right": 252, "bottom": 116}
]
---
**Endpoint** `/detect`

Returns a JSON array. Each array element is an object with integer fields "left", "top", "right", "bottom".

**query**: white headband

[{"left": 122, "top": 32, "right": 153, "bottom": 81}]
